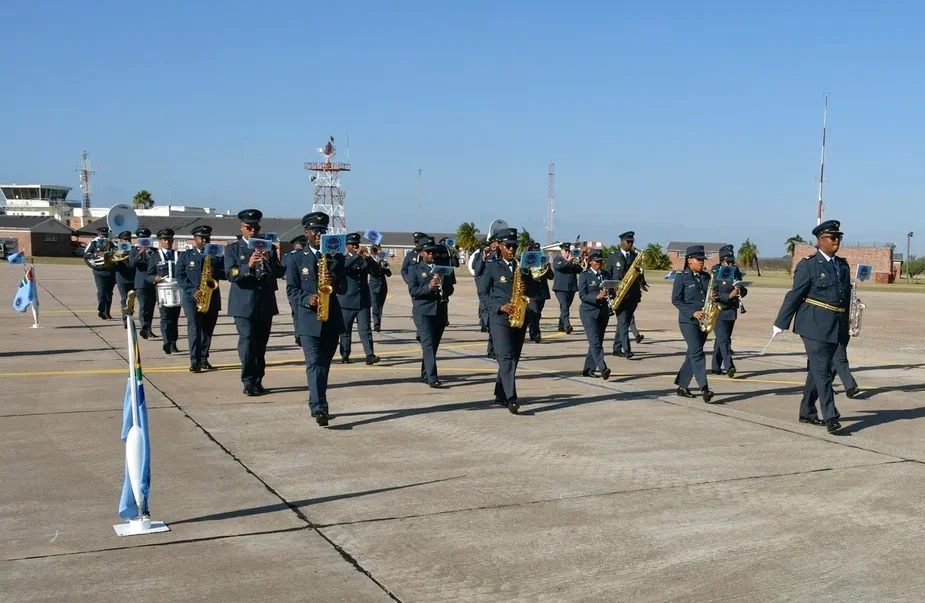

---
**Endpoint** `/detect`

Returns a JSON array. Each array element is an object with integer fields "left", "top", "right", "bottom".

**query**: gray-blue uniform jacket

[
  {"left": 369, "top": 260, "right": 391, "bottom": 295},
  {"left": 484, "top": 259, "right": 520, "bottom": 318},
  {"left": 113, "top": 255, "right": 134, "bottom": 286},
  {"left": 408, "top": 264, "right": 455, "bottom": 315},
  {"left": 578, "top": 268, "right": 610, "bottom": 319},
  {"left": 552, "top": 254, "right": 582, "bottom": 292},
  {"left": 285, "top": 249, "right": 347, "bottom": 337},
  {"left": 84, "top": 238, "right": 116, "bottom": 278},
  {"left": 128, "top": 248, "right": 156, "bottom": 290},
  {"left": 177, "top": 247, "right": 225, "bottom": 312},
  {"left": 604, "top": 249, "right": 647, "bottom": 303},
  {"left": 671, "top": 268, "right": 709, "bottom": 324},
  {"left": 401, "top": 251, "right": 419, "bottom": 284},
  {"left": 774, "top": 250, "right": 850, "bottom": 344},
  {"left": 224, "top": 239, "right": 285, "bottom": 318},
  {"left": 714, "top": 268, "right": 746, "bottom": 321},
  {"left": 339, "top": 253, "right": 381, "bottom": 310},
  {"left": 145, "top": 248, "right": 179, "bottom": 285}
]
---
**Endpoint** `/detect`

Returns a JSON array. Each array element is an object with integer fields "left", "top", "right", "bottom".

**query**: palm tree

[
  {"left": 132, "top": 190, "right": 155, "bottom": 210},
  {"left": 784, "top": 234, "right": 806, "bottom": 259},
  {"left": 455, "top": 222, "right": 480, "bottom": 252},
  {"left": 737, "top": 239, "right": 761, "bottom": 276},
  {"left": 516, "top": 227, "right": 532, "bottom": 255},
  {"left": 641, "top": 243, "right": 672, "bottom": 271}
]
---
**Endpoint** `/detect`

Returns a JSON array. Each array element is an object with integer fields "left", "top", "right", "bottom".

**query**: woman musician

[{"left": 671, "top": 245, "right": 719, "bottom": 403}]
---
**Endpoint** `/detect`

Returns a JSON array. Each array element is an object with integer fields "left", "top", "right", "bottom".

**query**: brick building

[
  {"left": 791, "top": 244, "right": 898, "bottom": 283},
  {"left": 666, "top": 242, "right": 729, "bottom": 272},
  {"left": 0, "top": 216, "right": 75, "bottom": 257}
]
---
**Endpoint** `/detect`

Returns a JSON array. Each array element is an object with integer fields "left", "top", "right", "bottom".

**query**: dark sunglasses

[
  {"left": 309, "top": 227, "right": 328, "bottom": 234},
  {"left": 243, "top": 223, "right": 260, "bottom": 231},
  {"left": 503, "top": 243, "right": 517, "bottom": 249},
  {"left": 820, "top": 234, "right": 842, "bottom": 241}
]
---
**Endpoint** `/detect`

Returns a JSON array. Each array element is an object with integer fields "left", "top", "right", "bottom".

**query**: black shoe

[
  {"left": 429, "top": 381, "right": 442, "bottom": 388},
  {"left": 624, "top": 351, "right": 634, "bottom": 360},
  {"left": 702, "top": 388, "right": 720, "bottom": 404},
  {"left": 294, "top": 336, "right": 301, "bottom": 346},
  {"left": 139, "top": 329, "right": 149, "bottom": 339},
  {"left": 163, "top": 343, "right": 171, "bottom": 355},
  {"left": 676, "top": 387, "right": 695, "bottom": 399},
  {"left": 415, "top": 334, "right": 421, "bottom": 342},
  {"left": 845, "top": 387, "right": 860, "bottom": 399},
  {"left": 826, "top": 419, "right": 843, "bottom": 434},
  {"left": 532, "top": 334, "right": 541, "bottom": 343},
  {"left": 341, "top": 357, "right": 351, "bottom": 364},
  {"left": 496, "top": 398, "right": 508, "bottom": 407},
  {"left": 565, "top": 326, "right": 573, "bottom": 335},
  {"left": 105, "top": 313, "right": 114, "bottom": 320},
  {"left": 635, "top": 334, "right": 644, "bottom": 344},
  {"left": 487, "top": 352, "right": 497, "bottom": 360},
  {"left": 612, "top": 350, "right": 625, "bottom": 358},
  {"left": 711, "top": 369, "right": 723, "bottom": 375},
  {"left": 315, "top": 411, "right": 329, "bottom": 427},
  {"left": 243, "top": 385, "right": 258, "bottom": 396},
  {"left": 170, "top": 342, "right": 180, "bottom": 353},
  {"left": 202, "top": 361, "right": 214, "bottom": 370},
  {"left": 581, "top": 369, "right": 595, "bottom": 377},
  {"left": 557, "top": 326, "right": 565, "bottom": 333},
  {"left": 374, "top": 325, "right": 381, "bottom": 332},
  {"left": 508, "top": 400, "right": 520, "bottom": 414},
  {"left": 365, "top": 354, "right": 380, "bottom": 365},
  {"left": 254, "top": 383, "right": 267, "bottom": 394},
  {"left": 420, "top": 374, "right": 427, "bottom": 383},
  {"left": 481, "top": 327, "right": 489, "bottom": 333},
  {"left": 600, "top": 368, "right": 611, "bottom": 381},
  {"left": 190, "top": 364, "right": 201, "bottom": 373},
  {"left": 98, "top": 311, "right": 107, "bottom": 320},
  {"left": 799, "top": 416, "right": 825, "bottom": 426}
]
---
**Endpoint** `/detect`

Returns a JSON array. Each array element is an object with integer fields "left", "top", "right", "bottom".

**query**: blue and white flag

[
  {"left": 7, "top": 251, "right": 25, "bottom": 264},
  {"left": 12, "top": 266, "right": 36, "bottom": 312},
  {"left": 119, "top": 378, "right": 151, "bottom": 521}
]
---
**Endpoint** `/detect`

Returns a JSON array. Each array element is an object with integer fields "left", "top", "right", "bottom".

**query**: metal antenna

[
  {"left": 545, "top": 162, "right": 555, "bottom": 246},
  {"left": 305, "top": 135, "right": 350, "bottom": 234},
  {"left": 817, "top": 93, "right": 830, "bottom": 225},
  {"left": 73, "top": 150, "right": 97, "bottom": 210}
]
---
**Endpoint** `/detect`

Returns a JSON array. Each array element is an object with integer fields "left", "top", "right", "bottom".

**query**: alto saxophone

[
  {"left": 848, "top": 281, "right": 865, "bottom": 337},
  {"left": 196, "top": 253, "right": 219, "bottom": 313},
  {"left": 508, "top": 264, "right": 529, "bottom": 328},
  {"left": 317, "top": 253, "right": 333, "bottom": 322},
  {"left": 609, "top": 249, "right": 646, "bottom": 312},
  {"left": 698, "top": 269, "right": 720, "bottom": 333}
]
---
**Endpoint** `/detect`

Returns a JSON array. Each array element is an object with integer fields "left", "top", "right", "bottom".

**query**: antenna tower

[
  {"left": 817, "top": 93, "right": 829, "bottom": 225},
  {"left": 545, "top": 162, "right": 555, "bottom": 245},
  {"left": 305, "top": 136, "right": 350, "bottom": 234},
  {"left": 73, "top": 150, "right": 97, "bottom": 211}
]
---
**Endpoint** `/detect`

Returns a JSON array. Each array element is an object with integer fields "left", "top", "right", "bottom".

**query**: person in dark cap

[
  {"left": 368, "top": 244, "right": 392, "bottom": 332},
  {"left": 606, "top": 230, "right": 648, "bottom": 359},
  {"left": 481, "top": 227, "right": 527, "bottom": 413},
  {"left": 710, "top": 250, "right": 747, "bottom": 378},
  {"left": 129, "top": 227, "right": 157, "bottom": 338},
  {"left": 408, "top": 238, "right": 455, "bottom": 388},
  {"left": 552, "top": 241, "right": 583, "bottom": 334},
  {"left": 224, "top": 209, "right": 285, "bottom": 396},
  {"left": 671, "top": 245, "right": 718, "bottom": 403},
  {"left": 113, "top": 230, "right": 136, "bottom": 328},
  {"left": 401, "top": 232, "right": 428, "bottom": 284},
  {"left": 718, "top": 244, "right": 746, "bottom": 315},
  {"left": 177, "top": 225, "right": 225, "bottom": 372},
  {"left": 147, "top": 228, "right": 182, "bottom": 355},
  {"left": 284, "top": 234, "right": 308, "bottom": 346},
  {"left": 337, "top": 232, "right": 381, "bottom": 365},
  {"left": 525, "top": 241, "right": 552, "bottom": 343},
  {"left": 578, "top": 249, "right": 613, "bottom": 380},
  {"left": 84, "top": 225, "right": 117, "bottom": 320},
  {"left": 286, "top": 212, "right": 347, "bottom": 426},
  {"left": 774, "top": 219, "right": 851, "bottom": 433},
  {"left": 472, "top": 239, "right": 498, "bottom": 358}
]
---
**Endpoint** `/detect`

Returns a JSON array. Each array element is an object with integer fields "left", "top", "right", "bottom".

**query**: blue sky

[{"left": 2, "top": 0, "right": 922, "bottom": 255}]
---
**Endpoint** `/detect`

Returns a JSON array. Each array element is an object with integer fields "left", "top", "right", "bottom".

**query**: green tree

[
  {"left": 517, "top": 227, "right": 532, "bottom": 255},
  {"left": 601, "top": 244, "right": 620, "bottom": 259},
  {"left": 737, "top": 239, "right": 761, "bottom": 276},
  {"left": 784, "top": 234, "right": 806, "bottom": 259},
  {"left": 908, "top": 256, "right": 925, "bottom": 280},
  {"left": 455, "top": 222, "right": 480, "bottom": 252},
  {"left": 132, "top": 189, "right": 155, "bottom": 210},
  {"left": 641, "top": 243, "right": 672, "bottom": 271}
]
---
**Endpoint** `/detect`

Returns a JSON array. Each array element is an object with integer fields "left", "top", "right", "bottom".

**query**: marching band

[{"left": 84, "top": 207, "right": 865, "bottom": 433}]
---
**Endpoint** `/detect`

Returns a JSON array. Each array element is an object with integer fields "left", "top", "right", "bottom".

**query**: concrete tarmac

[{"left": 1, "top": 264, "right": 924, "bottom": 602}]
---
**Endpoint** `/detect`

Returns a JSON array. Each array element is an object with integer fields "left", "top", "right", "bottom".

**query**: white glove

[{"left": 772, "top": 326, "right": 784, "bottom": 336}]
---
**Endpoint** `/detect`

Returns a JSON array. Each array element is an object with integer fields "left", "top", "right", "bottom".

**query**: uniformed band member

[
  {"left": 113, "top": 230, "right": 136, "bottom": 328},
  {"left": 483, "top": 228, "right": 528, "bottom": 413},
  {"left": 285, "top": 212, "right": 347, "bottom": 426},
  {"left": 408, "top": 239, "right": 455, "bottom": 387},
  {"left": 129, "top": 227, "right": 157, "bottom": 339},
  {"left": 177, "top": 225, "right": 224, "bottom": 372},
  {"left": 671, "top": 245, "right": 718, "bottom": 403},
  {"left": 718, "top": 244, "right": 745, "bottom": 313},
  {"left": 368, "top": 244, "right": 391, "bottom": 332},
  {"left": 338, "top": 232, "right": 381, "bottom": 365},
  {"left": 552, "top": 241, "right": 582, "bottom": 334},
  {"left": 473, "top": 238, "right": 499, "bottom": 358},
  {"left": 471, "top": 240, "right": 493, "bottom": 334},
  {"left": 578, "top": 250, "right": 612, "bottom": 380},
  {"left": 606, "top": 231, "right": 648, "bottom": 358},
  {"left": 285, "top": 235, "right": 307, "bottom": 346},
  {"left": 402, "top": 232, "right": 428, "bottom": 342},
  {"left": 711, "top": 251, "right": 747, "bottom": 378},
  {"left": 149, "top": 228, "right": 182, "bottom": 355},
  {"left": 526, "top": 241, "right": 552, "bottom": 343},
  {"left": 84, "top": 226, "right": 116, "bottom": 320},
  {"left": 224, "top": 209, "right": 286, "bottom": 396},
  {"left": 774, "top": 219, "right": 850, "bottom": 433}
]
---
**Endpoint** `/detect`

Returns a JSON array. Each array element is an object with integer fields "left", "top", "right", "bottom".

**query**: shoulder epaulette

[{"left": 803, "top": 254, "right": 816, "bottom": 260}]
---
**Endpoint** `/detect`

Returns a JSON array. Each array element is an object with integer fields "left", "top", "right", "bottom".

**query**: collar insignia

[
  {"left": 500, "top": 276, "right": 507, "bottom": 283},
  {"left": 302, "top": 267, "right": 309, "bottom": 274}
]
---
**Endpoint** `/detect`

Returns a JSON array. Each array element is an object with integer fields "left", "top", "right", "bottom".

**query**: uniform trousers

[
  {"left": 117, "top": 282, "right": 135, "bottom": 321},
  {"left": 136, "top": 288, "right": 156, "bottom": 333},
  {"left": 612, "top": 297, "right": 640, "bottom": 354},
  {"left": 371, "top": 290, "right": 387, "bottom": 328},
  {"left": 675, "top": 322, "right": 709, "bottom": 390},
  {"left": 527, "top": 298, "right": 546, "bottom": 341},
  {"left": 340, "top": 307, "right": 374, "bottom": 359},
  {"left": 234, "top": 314, "right": 273, "bottom": 386},
  {"left": 159, "top": 305, "right": 181, "bottom": 344},
  {"left": 301, "top": 334, "right": 339, "bottom": 414},
  {"left": 418, "top": 307, "right": 447, "bottom": 384},
  {"left": 711, "top": 319, "right": 736, "bottom": 372},
  {"left": 833, "top": 338, "right": 858, "bottom": 391},
  {"left": 93, "top": 273, "right": 115, "bottom": 315},
  {"left": 183, "top": 300, "right": 218, "bottom": 365},
  {"left": 555, "top": 291, "right": 575, "bottom": 330},
  {"left": 800, "top": 337, "right": 840, "bottom": 421},
  {"left": 490, "top": 315, "right": 528, "bottom": 401},
  {"left": 580, "top": 311, "right": 610, "bottom": 373}
]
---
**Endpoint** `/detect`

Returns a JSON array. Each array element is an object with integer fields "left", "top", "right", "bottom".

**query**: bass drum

[{"left": 156, "top": 279, "right": 182, "bottom": 308}]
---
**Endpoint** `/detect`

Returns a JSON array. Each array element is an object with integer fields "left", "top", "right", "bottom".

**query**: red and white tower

[{"left": 305, "top": 136, "right": 350, "bottom": 234}]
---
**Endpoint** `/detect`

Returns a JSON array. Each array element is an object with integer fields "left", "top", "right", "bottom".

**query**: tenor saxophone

[
  {"left": 196, "top": 254, "right": 219, "bottom": 313},
  {"left": 317, "top": 253, "right": 333, "bottom": 322},
  {"left": 698, "top": 269, "right": 720, "bottom": 333},
  {"left": 508, "top": 264, "right": 529, "bottom": 328},
  {"left": 609, "top": 249, "right": 646, "bottom": 312}
]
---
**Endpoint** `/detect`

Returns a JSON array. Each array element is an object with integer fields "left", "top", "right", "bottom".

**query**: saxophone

[
  {"left": 698, "top": 269, "right": 720, "bottom": 333},
  {"left": 508, "top": 264, "right": 529, "bottom": 328},
  {"left": 195, "top": 254, "right": 219, "bottom": 313},
  {"left": 609, "top": 249, "right": 646, "bottom": 312},
  {"left": 316, "top": 254, "right": 333, "bottom": 322},
  {"left": 848, "top": 281, "right": 865, "bottom": 337}
]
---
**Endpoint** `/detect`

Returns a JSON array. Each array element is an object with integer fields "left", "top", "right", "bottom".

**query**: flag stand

[
  {"left": 114, "top": 292, "right": 169, "bottom": 537},
  {"left": 30, "top": 264, "right": 40, "bottom": 327}
]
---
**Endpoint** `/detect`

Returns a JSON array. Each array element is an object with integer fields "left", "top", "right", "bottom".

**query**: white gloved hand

[{"left": 772, "top": 326, "right": 784, "bottom": 336}]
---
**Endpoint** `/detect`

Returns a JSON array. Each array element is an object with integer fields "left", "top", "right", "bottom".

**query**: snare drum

[{"left": 156, "top": 279, "right": 182, "bottom": 308}]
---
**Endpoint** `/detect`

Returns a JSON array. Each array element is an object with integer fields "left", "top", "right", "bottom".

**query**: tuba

[
  {"left": 85, "top": 204, "right": 138, "bottom": 269},
  {"left": 609, "top": 248, "right": 646, "bottom": 312}
]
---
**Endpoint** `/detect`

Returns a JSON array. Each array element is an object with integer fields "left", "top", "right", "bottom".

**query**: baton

[{"left": 761, "top": 333, "right": 778, "bottom": 356}]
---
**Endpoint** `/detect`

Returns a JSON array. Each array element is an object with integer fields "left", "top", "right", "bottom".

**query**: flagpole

[{"left": 29, "top": 264, "right": 40, "bottom": 328}]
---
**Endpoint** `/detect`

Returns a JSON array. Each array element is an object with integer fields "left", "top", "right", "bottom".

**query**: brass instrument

[
  {"left": 848, "top": 281, "right": 865, "bottom": 337},
  {"left": 508, "top": 263, "right": 529, "bottom": 328},
  {"left": 608, "top": 248, "right": 646, "bottom": 312},
  {"left": 698, "top": 268, "right": 720, "bottom": 333},
  {"left": 317, "top": 253, "right": 333, "bottom": 322},
  {"left": 196, "top": 253, "right": 219, "bottom": 313},
  {"left": 530, "top": 262, "right": 551, "bottom": 280},
  {"left": 86, "top": 204, "right": 138, "bottom": 269}
]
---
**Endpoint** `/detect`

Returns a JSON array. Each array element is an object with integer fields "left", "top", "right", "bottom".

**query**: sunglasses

[
  {"left": 309, "top": 227, "right": 328, "bottom": 234},
  {"left": 503, "top": 243, "right": 517, "bottom": 249},
  {"left": 820, "top": 234, "right": 842, "bottom": 241}
]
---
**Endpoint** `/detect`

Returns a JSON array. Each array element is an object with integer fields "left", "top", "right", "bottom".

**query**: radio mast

[
  {"left": 73, "top": 150, "right": 96, "bottom": 211},
  {"left": 545, "top": 162, "right": 555, "bottom": 245},
  {"left": 305, "top": 136, "right": 350, "bottom": 235},
  {"left": 817, "top": 93, "right": 829, "bottom": 226}
]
